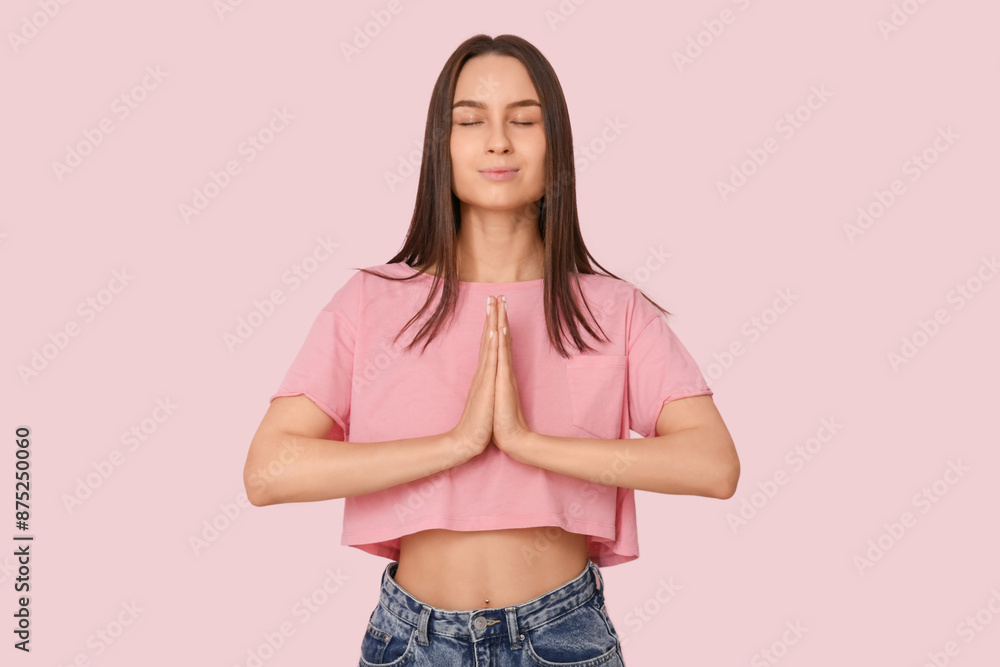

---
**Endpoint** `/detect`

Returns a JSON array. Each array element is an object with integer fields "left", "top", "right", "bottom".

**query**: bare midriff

[{"left": 394, "top": 527, "right": 590, "bottom": 611}]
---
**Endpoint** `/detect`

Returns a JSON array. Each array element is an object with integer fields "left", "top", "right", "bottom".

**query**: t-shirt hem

[
  {"left": 344, "top": 540, "right": 639, "bottom": 568},
  {"left": 341, "top": 515, "right": 639, "bottom": 568},
  {"left": 647, "top": 387, "right": 714, "bottom": 437},
  {"left": 269, "top": 389, "right": 349, "bottom": 437},
  {"left": 342, "top": 513, "right": 618, "bottom": 545}
]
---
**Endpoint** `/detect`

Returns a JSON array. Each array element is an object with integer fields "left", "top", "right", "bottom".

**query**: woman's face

[{"left": 450, "top": 54, "right": 546, "bottom": 216}]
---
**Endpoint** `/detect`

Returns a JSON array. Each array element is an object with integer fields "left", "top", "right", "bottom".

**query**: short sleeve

[
  {"left": 268, "top": 270, "right": 363, "bottom": 439},
  {"left": 626, "top": 290, "right": 713, "bottom": 438}
]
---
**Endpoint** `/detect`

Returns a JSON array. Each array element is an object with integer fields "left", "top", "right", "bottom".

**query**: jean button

[{"left": 473, "top": 616, "right": 488, "bottom": 631}]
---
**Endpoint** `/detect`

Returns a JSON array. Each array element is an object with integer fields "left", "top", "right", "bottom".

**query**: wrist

[
  {"left": 443, "top": 429, "right": 477, "bottom": 466},
  {"left": 509, "top": 429, "right": 538, "bottom": 464}
]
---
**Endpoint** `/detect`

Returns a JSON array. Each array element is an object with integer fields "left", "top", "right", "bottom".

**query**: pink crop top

[{"left": 268, "top": 262, "right": 713, "bottom": 567}]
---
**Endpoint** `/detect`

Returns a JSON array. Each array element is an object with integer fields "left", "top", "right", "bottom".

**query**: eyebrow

[{"left": 452, "top": 99, "right": 541, "bottom": 110}]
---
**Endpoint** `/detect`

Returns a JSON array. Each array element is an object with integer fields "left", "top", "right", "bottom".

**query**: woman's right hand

[{"left": 448, "top": 295, "right": 499, "bottom": 462}]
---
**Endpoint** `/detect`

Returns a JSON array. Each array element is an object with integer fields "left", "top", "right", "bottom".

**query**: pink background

[{"left": 3, "top": 1, "right": 999, "bottom": 665}]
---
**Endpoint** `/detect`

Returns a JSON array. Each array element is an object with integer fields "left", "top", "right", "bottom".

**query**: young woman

[{"left": 245, "top": 34, "right": 739, "bottom": 666}]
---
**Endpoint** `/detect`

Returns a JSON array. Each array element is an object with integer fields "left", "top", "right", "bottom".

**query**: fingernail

[
  {"left": 502, "top": 326, "right": 507, "bottom": 336},
  {"left": 489, "top": 330, "right": 493, "bottom": 339},
  {"left": 486, "top": 296, "right": 491, "bottom": 315}
]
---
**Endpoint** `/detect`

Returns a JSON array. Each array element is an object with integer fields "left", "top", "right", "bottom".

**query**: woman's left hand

[{"left": 491, "top": 294, "right": 533, "bottom": 458}]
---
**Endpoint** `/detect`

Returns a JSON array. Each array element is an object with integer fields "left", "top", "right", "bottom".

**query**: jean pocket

[
  {"left": 565, "top": 355, "right": 626, "bottom": 440},
  {"left": 358, "top": 605, "right": 416, "bottom": 667},
  {"left": 524, "top": 596, "right": 621, "bottom": 666}
]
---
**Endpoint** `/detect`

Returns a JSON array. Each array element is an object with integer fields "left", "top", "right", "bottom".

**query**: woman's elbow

[
  {"left": 244, "top": 467, "right": 270, "bottom": 506},
  {"left": 243, "top": 449, "right": 275, "bottom": 507},
  {"left": 710, "top": 439, "right": 740, "bottom": 500}
]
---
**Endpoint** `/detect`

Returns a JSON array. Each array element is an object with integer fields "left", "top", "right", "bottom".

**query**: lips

[{"left": 478, "top": 168, "right": 519, "bottom": 181}]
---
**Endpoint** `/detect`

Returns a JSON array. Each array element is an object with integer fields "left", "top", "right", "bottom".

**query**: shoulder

[
  {"left": 576, "top": 272, "right": 648, "bottom": 321},
  {"left": 322, "top": 263, "right": 412, "bottom": 309},
  {"left": 321, "top": 263, "right": 428, "bottom": 328},
  {"left": 576, "top": 272, "right": 636, "bottom": 298}
]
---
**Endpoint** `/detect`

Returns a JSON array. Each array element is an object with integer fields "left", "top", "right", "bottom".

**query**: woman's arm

[
  {"left": 506, "top": 395, "right": 739, "bottom": 499},
  {"left": 243, "top": 395, "right": 475, "bottom": 506}
]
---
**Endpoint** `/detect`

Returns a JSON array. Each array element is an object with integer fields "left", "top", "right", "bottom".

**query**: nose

[{"left": 486, "top": 122, "right": 512, "bottom": 154}]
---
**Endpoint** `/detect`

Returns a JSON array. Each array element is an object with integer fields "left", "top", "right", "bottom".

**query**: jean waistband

[{"left": 377, "top": 558, "right": 605, "bottom": 644}]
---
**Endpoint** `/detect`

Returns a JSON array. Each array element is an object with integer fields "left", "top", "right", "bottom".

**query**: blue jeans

[{"left": 358, "top": 559, "right": 626, "bottom": 666}]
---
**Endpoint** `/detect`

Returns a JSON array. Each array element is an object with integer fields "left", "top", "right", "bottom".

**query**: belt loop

[
  {"left": 591, "top": 561, "right": 605, "bottom": 591},
  {"left": 505, "top": 607, "right": 522, "bottom": 649},
  {"left": 417, "top": 605, "right": 431, "bottom": 646}
]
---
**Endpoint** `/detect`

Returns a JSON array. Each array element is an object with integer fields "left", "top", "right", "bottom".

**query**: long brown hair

[{"left": 353, "top": 33, "right": 671, "bottom": 357}]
